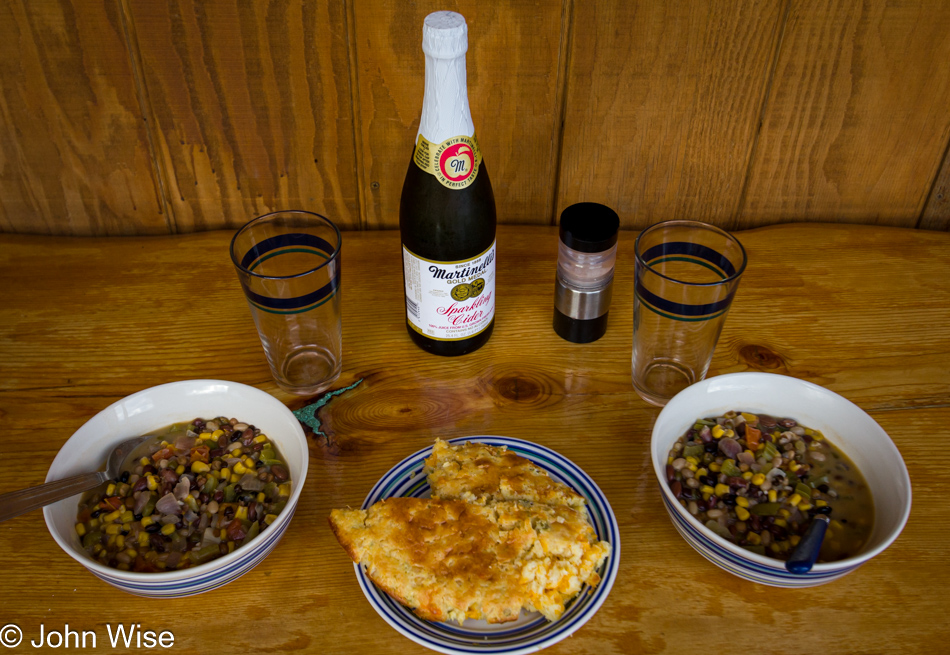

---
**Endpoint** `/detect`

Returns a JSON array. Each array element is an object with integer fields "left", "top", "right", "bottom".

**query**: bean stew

[
  {"left": 666, "top": 411, "right": 873, "bottom": 562},
  {"left": 75, "top": 417, "right": 291, "bottom": 572}
]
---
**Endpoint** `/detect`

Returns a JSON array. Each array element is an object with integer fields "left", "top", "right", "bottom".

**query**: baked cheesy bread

[
  {"left": 329, "top": 497, "right": 609, "bottom": 624},
  {"left": 424, "top": 438, "right": 586, "bottom": 509}
]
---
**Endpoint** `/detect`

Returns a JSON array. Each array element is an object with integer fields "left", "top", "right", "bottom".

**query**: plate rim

[{"left": 351, "top": 435, "right": 621, "bottom": 655}]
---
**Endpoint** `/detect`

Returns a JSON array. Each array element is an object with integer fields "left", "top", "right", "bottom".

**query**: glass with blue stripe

[
  {"left": 230, "top": 210, "right": 342, "bottom": 395},
  {"left": 632, "top": 220, "right": 746, "bottom": 406}
]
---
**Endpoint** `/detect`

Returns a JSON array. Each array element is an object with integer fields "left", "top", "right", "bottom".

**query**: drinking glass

[
  {"left": 230, "top": 210, "right": 342, "bottom": 395},
  {"left": 632, "top": 220, "right": 747, "bottom": 406}
]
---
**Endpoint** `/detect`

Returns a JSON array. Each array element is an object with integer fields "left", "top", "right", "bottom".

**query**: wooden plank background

[{"left": 1, "top": 0, "right": 949, "bottom": 235}]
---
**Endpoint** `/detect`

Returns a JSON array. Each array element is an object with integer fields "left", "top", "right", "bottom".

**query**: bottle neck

[{"left": 417, "top": 53, "right": 474, "bottom": 144}]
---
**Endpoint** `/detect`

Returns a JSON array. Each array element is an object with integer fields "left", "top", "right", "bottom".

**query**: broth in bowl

[
  {"left": 75, "top": 416, "right": 292, "bottom": 572},
  {"left": 665, "top": 410, "right": 873, "bottom": 562}
]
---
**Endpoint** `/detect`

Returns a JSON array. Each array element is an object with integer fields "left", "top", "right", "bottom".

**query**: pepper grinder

[{"left": 553, "top": 202, "right": 620, "bottom": 343}]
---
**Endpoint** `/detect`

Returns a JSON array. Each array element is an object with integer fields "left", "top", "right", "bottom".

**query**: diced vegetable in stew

[
  {"left": 665, "top": 411, "right": 873, "bottom": 562},
  {"left": 75, "top": 417, "right": 291, "bottom": 572}
]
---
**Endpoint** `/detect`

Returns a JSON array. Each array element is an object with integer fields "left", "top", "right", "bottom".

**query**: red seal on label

[
  {"left": 413, "top": 134, "right": 482, "bottom": 189},
  {"left": 439, "top": 143, "right": 475, "bottom": 183}
]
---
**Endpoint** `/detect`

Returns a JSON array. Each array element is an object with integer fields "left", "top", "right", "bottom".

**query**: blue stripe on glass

[
  {"left": 641, "top": 241, "right": 737, "bottom": 278},
  {"left": 239, "top": 232, "right": 340, "bottom": 311},
  {"left": 240, "top": 233, "right": 336, "bottom": 270},
  {"left": 241, "top": 273, "right": 339, "bottom": 311},
  {"left": 635, "top": 278, "right": 737, "bottom": 317}
]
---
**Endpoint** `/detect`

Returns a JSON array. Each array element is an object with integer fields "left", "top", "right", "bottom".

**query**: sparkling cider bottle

[{"left": 399, "top": 11, "right": 497, "bottom": 356}]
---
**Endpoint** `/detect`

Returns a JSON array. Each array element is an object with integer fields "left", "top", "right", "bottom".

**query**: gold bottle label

[
  {"left": 412, "top": 134, "right": 482, "bottom": 189},
  {"left": 402, "top": 241, "right": 496, "bottom": 341}
]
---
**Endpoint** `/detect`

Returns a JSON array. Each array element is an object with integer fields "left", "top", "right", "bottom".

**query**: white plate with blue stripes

[{"left": 353, "top": 436, "right": 620, "bottom": 655}]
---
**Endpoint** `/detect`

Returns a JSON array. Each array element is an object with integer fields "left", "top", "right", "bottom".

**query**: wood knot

[
  {"left": 496, "top": 375, "right": 542, "bottom": 403},
  {"left": 480, "top": 366, "right": 563, "bottom": 409},
  {"left": 739, "top": 344, "right": 787, "bottom": 371}
]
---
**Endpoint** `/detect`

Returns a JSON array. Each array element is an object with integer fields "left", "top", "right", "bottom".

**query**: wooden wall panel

[
  {"left": 127, "top": 0, "right": 360, "bottom": 232},
  {"left": 557, "top": 1, "right": 785, "bottom": 229},
  {"left": 352, "top": 0, "right": 566, "bottom": 229},
  {"left": 917, "top": 144, "right": 950, "bottom": 231},
  {"left": 2, "top": 0, "right": 950, "bottom": 236},
  {"left": 0, "top": 0, "right": 166, "bottom": 235},
  {"left": 736, "top": 0, "right": 950, "bottom": 229}
]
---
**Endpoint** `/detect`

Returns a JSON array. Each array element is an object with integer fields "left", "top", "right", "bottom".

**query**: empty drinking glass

[
  {"left": 230, "top": 210, "right": 342, "bottom": 395},
  {"left": 632, "top": 220, "right": 747, "bottom": 406}
]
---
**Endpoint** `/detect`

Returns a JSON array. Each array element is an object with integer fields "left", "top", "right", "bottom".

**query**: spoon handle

[
  {"left": 786, "top": 514, "right": 831, "bottom": 574},
  {"left": 0, "top": 471, "right": 109, "bottom": 523}
]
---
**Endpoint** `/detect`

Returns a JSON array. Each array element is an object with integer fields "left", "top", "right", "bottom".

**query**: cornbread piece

[
  {"left": 424, "top": 439, "right": 586, "bottom": 509},
  {"left": 329, "top": 497, "right": 609, "bottom": 624}
]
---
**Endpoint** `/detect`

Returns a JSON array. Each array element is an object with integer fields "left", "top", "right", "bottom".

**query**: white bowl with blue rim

[
  {"left": 43, "top": 379, "right": 307, "bottom": 597},
  {"left": 652, "top": 372, "right": 911, "bottom": 587},
  {"left": 352, "top": 436, "right": 620, "bottom": 655}
]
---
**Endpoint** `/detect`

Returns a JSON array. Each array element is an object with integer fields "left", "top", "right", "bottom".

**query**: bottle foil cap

[{"left": 423, "top": 11, "right": 468, "bottom": 59}]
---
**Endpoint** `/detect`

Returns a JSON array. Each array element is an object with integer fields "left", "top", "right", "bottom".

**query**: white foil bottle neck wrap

[{"left": 417, "top": 11, "right": 474, "bottom": 144}]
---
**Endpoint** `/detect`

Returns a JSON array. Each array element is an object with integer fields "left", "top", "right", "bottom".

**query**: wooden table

[{"left": 0, "top": 224, "right": 947, "bottom": 654}]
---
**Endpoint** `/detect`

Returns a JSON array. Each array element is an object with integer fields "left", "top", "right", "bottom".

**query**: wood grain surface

[
  {"left": 351, "top": 0, "right": 566, "bottom": 228},
  {"left": 127, "top": 0, "right": 361, "bottom": 231},
  {"left": 736, "top": 0, "right": 950, "bottom": 229},
  {"left": 0, "top": 0, "right": 166, "bottom": 235},
  {"left": 0, "top": 224, "right": 948, "bottom": 654}
]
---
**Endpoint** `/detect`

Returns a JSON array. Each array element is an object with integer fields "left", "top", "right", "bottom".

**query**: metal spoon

[
  {"left": 0, "top": 435, "right": 151, "bottom": 523},
  {"left": 785, "top": 514, "right": 831, "bottom": 574}
]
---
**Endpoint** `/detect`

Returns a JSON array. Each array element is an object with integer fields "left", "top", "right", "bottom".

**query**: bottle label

[
  {"left": 403, "top": 241, "right": 496, "bottom": 341},
  {"left": 412, "top": 134, "right": 482, "bottom": 189}
]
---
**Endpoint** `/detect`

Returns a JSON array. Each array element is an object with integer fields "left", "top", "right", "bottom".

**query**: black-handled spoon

[{"left": 785, "top": 514, "right": 830, "bottom": 574}]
